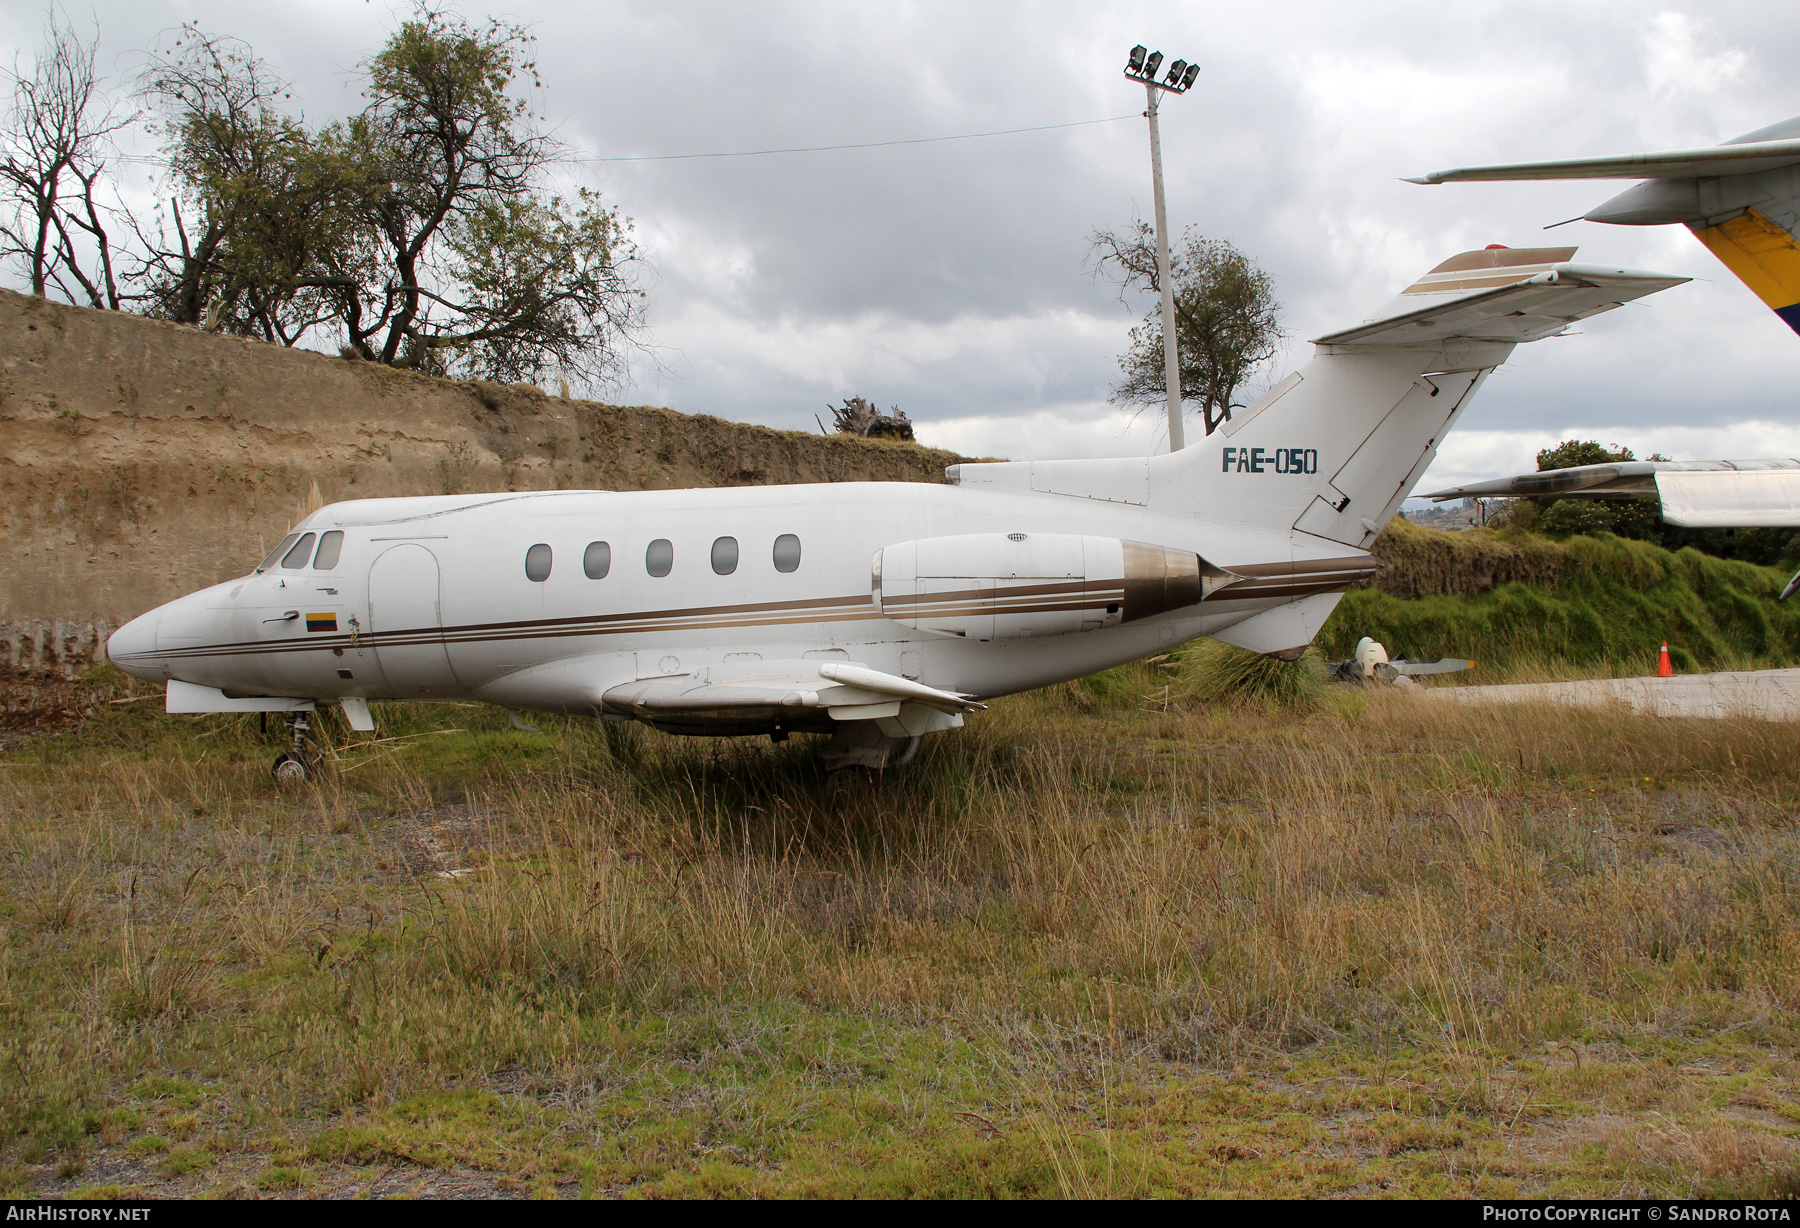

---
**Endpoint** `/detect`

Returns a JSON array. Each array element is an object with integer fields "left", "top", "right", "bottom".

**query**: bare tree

[
  {"left": 1091, "top": 221, "right": 1284, "bottom": 437},
  {"left": 0, "top": 9, "right": 135, "bottom": 308}
]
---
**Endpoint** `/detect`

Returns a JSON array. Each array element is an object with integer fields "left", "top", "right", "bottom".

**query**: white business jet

[{"left": 105, "top": 246, "right": 1684, "bottom": 781}]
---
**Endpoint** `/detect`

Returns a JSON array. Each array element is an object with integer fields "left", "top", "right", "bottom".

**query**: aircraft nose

[{"left": 106, "top": 612, "right": 165, "bottom": 681}]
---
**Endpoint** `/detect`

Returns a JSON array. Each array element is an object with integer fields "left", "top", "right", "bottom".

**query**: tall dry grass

[{"left": 3, "top": 681, "right": 1799, "bottom": 1194}]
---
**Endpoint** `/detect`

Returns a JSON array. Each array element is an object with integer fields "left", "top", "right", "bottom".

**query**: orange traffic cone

[{"left": 1657, "top": 642, "right": 1674, "bottom": 678}]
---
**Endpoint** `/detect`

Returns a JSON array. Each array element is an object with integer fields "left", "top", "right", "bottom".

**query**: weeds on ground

[{"left": 3, "top": 671, "right": 1799, "bottom": 1197}]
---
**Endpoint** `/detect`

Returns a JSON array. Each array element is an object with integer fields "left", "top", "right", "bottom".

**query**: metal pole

[{"left": 1145, "top": 82, "right": 1183, "bottom": 452}]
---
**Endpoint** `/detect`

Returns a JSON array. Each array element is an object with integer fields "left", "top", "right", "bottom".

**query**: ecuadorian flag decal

[{"left": 306, "top": 613, "right": 338, "bottom": 633}]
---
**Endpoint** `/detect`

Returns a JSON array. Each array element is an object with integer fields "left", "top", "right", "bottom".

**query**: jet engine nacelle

[{"left": 872, "top": 533, "right": 1229, "bottom": 641}]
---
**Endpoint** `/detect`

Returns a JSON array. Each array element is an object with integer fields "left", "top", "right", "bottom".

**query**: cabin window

[
  {"left": 258, "top": 534, "right": 299, "bottom": 573},
  {"left": 525, "top": 543, "right": 553, "bottom": 582},
  {"left": 584, "top": 540, "right": 611, "bottom": 579},
  {"left": 646, "top": 538, "right": 673, "bottom": 578},
  {"left": 773, "top": 533, "right": 801, "bottom": 573},
  {"left": 312, "top": 530, "right": 345, "bottom": 570},
  {"left": 711, "top": 536, "right": 739, "bottom": 575},
  {"left": 280, "top": 533, "right": 317, "bottom": 569}
]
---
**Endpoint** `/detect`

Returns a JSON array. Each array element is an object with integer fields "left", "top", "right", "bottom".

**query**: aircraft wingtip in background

[
  {"left": 1424, "top": 459, "right": 1800, "bottom": 531},
  {"left": 1406, "top": 115, "right": 1800, "bottom": 336}
]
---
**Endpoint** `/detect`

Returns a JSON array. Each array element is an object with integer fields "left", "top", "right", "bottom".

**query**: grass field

[{"left": 4, "top": 661, "right": 1800, "bottom": 1199}]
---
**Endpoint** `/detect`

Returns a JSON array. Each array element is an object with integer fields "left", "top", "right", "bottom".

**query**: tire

[{"left": 271, "top": 753, "right": 309, "bottom": 788}]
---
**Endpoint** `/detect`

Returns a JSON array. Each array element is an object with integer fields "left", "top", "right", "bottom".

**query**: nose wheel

[
  {"left": 270, "top": 712, "right": 324, "bottom": 787},
  {"left": 271, "top": 753, "right": 310, "bottom": 786}
]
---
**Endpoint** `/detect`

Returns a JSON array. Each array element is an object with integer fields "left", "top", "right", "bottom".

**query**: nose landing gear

[{"left": 271, "top": 711, "right": 323, "bottom": 787}]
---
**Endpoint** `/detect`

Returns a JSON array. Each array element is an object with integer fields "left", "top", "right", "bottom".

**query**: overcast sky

[{"left": 5, "top": 0, "right": 1799, "bottom": 493}]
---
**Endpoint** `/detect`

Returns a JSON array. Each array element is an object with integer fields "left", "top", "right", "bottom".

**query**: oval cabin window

[
  {"left": 584, "top": 541, "right": 611, "bottom": 579},
  {"left": 646, "top": 538, "right": 673, "bottom": 578},
  {"left": 280, "top": 532, "right": 317, "bottom": 569},
  {"left": 312, "top": 530, "right": 345, "bottom": 571},
  {"left": 711, "top": 536, "right": 739, "bottom": 575},
  {"left": 773, "top": 533, "right": 801, "bottom": 573},
  {"left": 525, "top": 543, "right": 553, "bottom": 582}
]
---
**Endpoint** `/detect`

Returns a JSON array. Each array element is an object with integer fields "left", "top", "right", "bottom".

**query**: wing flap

[{"left": 1655, "top": 470, "right": 1800, "bottom": 528}]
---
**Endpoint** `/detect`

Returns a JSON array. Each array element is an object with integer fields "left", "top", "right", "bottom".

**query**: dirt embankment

[{"left": 0, "top": 289, "right": 968, "bottom": 725}]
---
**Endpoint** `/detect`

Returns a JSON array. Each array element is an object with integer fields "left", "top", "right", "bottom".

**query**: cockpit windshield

[
  {"left": 256, "top": 534, "right": 300, "bottom": 574},
  {"left": 279, "top": 533, "right": 317, "bottom": 569}
]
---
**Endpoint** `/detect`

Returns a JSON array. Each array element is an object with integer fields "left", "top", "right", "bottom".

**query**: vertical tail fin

[
  {"left": 1690, "top": 208, "right": 1800, "bottom": 334},
  {"left": 1146, "top": 247, "right": 1689, "bottom": 547}
]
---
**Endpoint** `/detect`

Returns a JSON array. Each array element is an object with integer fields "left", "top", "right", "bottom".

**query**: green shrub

[
  {"left": 1172, "top": 640, "right": 1323, "bottom": 709},
  {"left": 1324, "top": 525, "right": 1800, "bottom": 676}
]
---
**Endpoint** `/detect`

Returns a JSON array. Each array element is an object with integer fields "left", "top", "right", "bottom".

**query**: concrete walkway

[{"left": 1426, "top": 668, "right": 1800, "bottom": 721}]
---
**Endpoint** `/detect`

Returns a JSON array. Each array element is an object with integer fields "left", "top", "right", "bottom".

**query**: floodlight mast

[{"left": 1124, "top": 46, "right": 1200, "bottom": 451}]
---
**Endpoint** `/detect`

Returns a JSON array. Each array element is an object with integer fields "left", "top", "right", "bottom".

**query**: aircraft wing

[
  {"left": 1314, "top": 251, "right": 1689, "bottom": 348},
  {"left": 1422, "top": 460, "right": 1800, "bottom": 529},
  {"left": 1404, "top": 138, "right": 1800, "bottom": 184},
  {"left": 1424, "top": 460, "right": 1665, "bottom": 500},
  {"left": 1423, "top": 459, "right": 1800, "bottom": 509}
]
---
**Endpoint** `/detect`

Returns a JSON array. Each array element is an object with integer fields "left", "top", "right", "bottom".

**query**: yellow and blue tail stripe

[{"left": 1692, "top": 208, "right": 1800, "bottom": 335}]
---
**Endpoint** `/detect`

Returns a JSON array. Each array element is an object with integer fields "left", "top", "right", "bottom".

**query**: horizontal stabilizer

[
  {"left": 1315, "top": 248, "right": 1687, "bottom": 347},
  {"left": 1405, "top": 138, "right": 1800, "bottom": 184}
]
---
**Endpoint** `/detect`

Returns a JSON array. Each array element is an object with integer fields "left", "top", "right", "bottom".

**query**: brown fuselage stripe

[{"left": 881, "top": 578, "right": 1125, "bottom": 606}]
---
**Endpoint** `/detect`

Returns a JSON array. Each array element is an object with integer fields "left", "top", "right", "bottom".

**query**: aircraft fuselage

[{"left": 106, "top": 478, "right": 1323, "bottom": 733}]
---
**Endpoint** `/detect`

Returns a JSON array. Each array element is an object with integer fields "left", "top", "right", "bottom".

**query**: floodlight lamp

[
  {"left": 1180, "top": 63, "right": 1200, "bottom": 90},
  {"left": 1164, "top": 58, "right": 1186, "bottom": 86},
  {"left": 1127, "top": 45, "right": 1147, "bottom": 74},
  {"left": 1143, "top": 50, "right": 1163, "bottom": 79}
]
